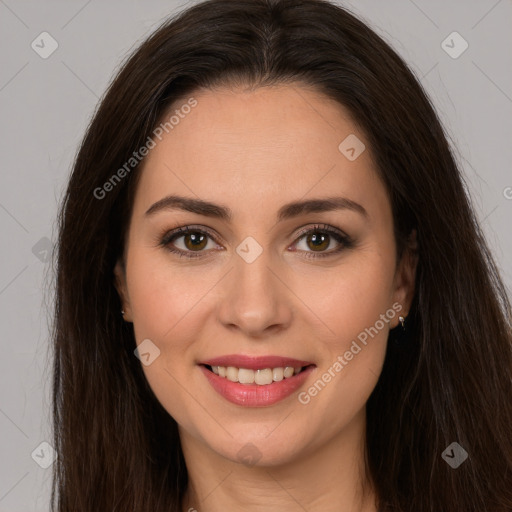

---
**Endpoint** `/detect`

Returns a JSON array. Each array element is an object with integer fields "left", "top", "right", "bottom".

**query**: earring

[
  {"left": 399, "top": 315, "right": 406, "bottom": 330},
  {"left": 121, "top": 310, "right": 125, "bottom": 316}
]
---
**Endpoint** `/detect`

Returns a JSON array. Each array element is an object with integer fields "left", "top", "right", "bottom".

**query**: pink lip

[
  {"left": 199, "top": 363, "right": 316, "bottom": 407},
  {"left": 200, "top": 354, "right": 314, "bottom": 370}
]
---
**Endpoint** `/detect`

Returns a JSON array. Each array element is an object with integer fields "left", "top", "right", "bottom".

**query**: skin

[{"left": 114, "top": 83, "right": 417, "bottom": 512}]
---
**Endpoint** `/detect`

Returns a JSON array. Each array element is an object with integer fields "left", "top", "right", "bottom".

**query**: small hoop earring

[{"left": 399, "top": 315, "right": 406, "bottom": 330}]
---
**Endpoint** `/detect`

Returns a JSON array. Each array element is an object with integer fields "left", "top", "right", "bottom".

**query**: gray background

[{"left": 0, "top": 0, "right": 511, "bottom": 509}]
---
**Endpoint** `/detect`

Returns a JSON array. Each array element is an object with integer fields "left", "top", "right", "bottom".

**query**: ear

[
  {"left": 391, "top": 229, "right": 418, "bottom": 327},
  {"left": 114, "top": 259, "right": 133, "bottom": 322}
]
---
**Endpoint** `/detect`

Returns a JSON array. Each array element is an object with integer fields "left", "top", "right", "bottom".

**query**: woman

[{"left": 50, "top": 0, "right": 512, "bottom": 510}]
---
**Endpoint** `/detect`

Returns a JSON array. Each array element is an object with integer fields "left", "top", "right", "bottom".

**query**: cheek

[
  {"left": 126, "top": 245, "right": 207, "bottom": 342},
  {"left": 297, "top": 248, "right": 395, "bottom": 399},
  {"left": 125, "top": 248, "right": 212, "bottom": 428},
  {"left": 301, "top": 249, "right": 395, "bottom": 343}
]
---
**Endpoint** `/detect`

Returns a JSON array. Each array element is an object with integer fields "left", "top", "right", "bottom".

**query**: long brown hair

[{"left": 50, "top": 0, "right": 512, "bottom": 510}]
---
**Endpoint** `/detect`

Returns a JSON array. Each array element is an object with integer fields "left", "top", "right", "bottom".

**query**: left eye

[
  {"left": 293, "top": 229, "right": 346, "bottom": 254},
  {"left": 160, "top": 224, "right": 350, "bottom": 259},
  {"left": 289, "top": 224, "right": 351, "bottom": 258}
]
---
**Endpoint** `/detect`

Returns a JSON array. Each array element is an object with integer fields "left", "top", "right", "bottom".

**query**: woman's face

[{"left": 115, "top": 83, "right": 415, "bottom": 466}]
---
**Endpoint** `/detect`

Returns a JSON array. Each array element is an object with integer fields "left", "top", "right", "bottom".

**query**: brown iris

[
  {"left": 306, "top": 232, "right": 330, "bottom": 251},
  {"left": 184, "top": 232, "right": 208, "bottom": 251}
]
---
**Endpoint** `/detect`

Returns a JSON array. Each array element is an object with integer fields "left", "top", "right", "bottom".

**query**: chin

[{"left": 212, "top": 432, "right": 308, "bottom": 468}]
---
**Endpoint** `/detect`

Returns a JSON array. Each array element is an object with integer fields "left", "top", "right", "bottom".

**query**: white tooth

[
  {"left": 272, "top": 367, "right": 284, "bottom": 381},
  {"left": 283, "top": 366, "right": 294, "bottom": 378},
  {"left": 255, "top": 368, "right": 273, "bottom": 385},
  {"left": 214, "top": 366, "right": 300, "bottom": 384},
  {"left": 226, "top": 366, "right": 239, "bottom": 382},
  {"left": 238, "top": 368, "right": 255, "bottom": 384}
]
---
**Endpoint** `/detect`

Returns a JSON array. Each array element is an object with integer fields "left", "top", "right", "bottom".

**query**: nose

[{"left": 216, "top": 249, "right": 293, "bottom": 338}]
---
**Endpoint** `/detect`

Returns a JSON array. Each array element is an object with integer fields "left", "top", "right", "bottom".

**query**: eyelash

[{"left": 158, "top": 223, "right": 353, "bottom": 260}]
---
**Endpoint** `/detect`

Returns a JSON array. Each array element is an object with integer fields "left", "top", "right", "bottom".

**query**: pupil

[
  {"left": 187, "top": 233, "right": 206, "bottom": 249},
  {"left": 309, "top": 233, "right": 328, "bottom": 250}
]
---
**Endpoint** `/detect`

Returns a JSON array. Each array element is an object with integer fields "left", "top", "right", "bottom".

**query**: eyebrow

[{"left": 145, "top": 194, "right": 368, "bottom": 221}]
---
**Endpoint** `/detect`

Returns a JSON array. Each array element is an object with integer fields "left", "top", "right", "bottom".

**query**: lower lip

[{"left": 199, "top": 365, "right": 315, "bottom": 407}]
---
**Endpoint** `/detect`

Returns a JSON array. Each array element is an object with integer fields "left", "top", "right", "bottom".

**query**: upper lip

[{"left": 199, "top": 354, "right": 315, "bottom": 370}]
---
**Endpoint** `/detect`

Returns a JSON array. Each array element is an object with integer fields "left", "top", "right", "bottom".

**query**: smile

[{"left": 199, "top": 355, "right": 316, "bottom": 407}]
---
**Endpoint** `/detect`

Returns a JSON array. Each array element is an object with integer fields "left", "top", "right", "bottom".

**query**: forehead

[{"left": 132, "top": 83, "right": 387, "bottom": 223}]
